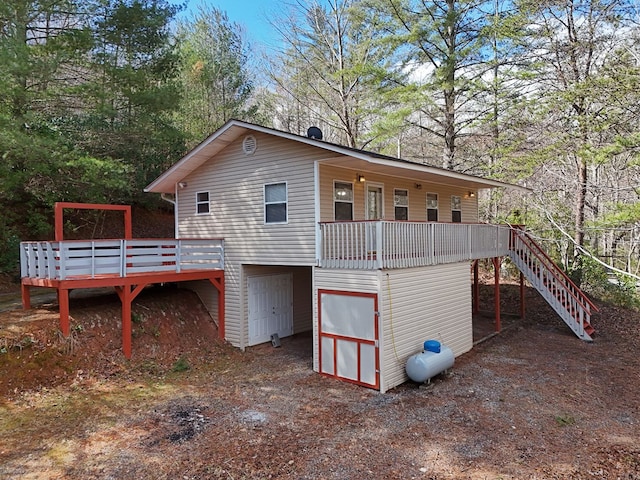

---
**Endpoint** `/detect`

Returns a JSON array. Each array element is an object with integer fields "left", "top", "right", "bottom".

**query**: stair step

[{"left": 511, "top": 229, "right": 596, "bottom": 342}]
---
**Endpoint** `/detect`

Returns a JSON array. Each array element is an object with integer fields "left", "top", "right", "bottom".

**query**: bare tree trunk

[{"left": 442, "top": 0, "right": 456, "bottom": 170}]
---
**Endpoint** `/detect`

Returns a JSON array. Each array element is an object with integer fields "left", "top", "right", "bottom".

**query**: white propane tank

[{"left": 405, "top": 340, "right": 454, "bottom": 383}]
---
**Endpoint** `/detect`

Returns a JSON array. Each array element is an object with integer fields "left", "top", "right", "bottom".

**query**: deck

[
  {"left": 20, "top": 238, "right": 225, "bottom": 358},
  {"left": 21, "top": 238, "right": 224, "bottom": 282},
  {"left": 318, "top": 221, "right": 512, "bottom": 269}
]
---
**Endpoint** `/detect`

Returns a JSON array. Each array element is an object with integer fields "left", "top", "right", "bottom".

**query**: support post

[
  {"left": 120, "top": 285, "right": 132, "bottom": 359},
  {"left": 493, "top": 257, "right": 501, "bottom": 332},
  {"left": 59, "top": 288, "right": 70, "bottom": 336},
  {"left": 210, "top": 274, "right": 225, "bottom": 340},
  {"left": 54, "top": 203, "right": 64, "bottom": 241},
  {"left": 472, "top": 260, "right": 479, "bottom": 314},
  {"left": 21, "top": 283, "right": 31, "bottom": 310},
  {"left": 520, "top": 271, "right": 525, "bottom": 319},
  {"left": 218, "top": 275, "right": 225, "bottom": 340}
]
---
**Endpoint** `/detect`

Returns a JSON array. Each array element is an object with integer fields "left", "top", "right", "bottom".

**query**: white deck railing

[
  {"left": 319, "top": 221, "right": 511, "bottom": 269},
  {"left": 20, "top": 238, "right": 224, "bottom": 280}
]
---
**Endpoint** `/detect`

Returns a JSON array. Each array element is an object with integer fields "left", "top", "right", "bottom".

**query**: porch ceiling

[{"left": 319, "top": 155, "right": 526, "bottom": 191}]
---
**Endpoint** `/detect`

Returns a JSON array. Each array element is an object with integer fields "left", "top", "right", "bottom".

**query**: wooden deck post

[
  {"left": 209, "top": 275, "right": 225, "bottom": 340},
  {"left": 218, "top": 275, "right": 225, "bottom": 340},
  {"left": 472, "top": 260, "right": 479, "bottom": 314},
  {"left": 520, "top": 271, "right": 525, "bottom": 318},
  {"left": 59, "top": 288, "right": 70, "bottom": 336},
  {"left": 54, "top": 202, "right": 132, "bottom": 241},
  {"left": 493, "top": 257, "right": 501, "bottom": 332},
  {"left": 21, "top": 284, "right": 31, "bottom": 310},
  {"left": 119, "top": 285, "right": 133, "bottom": 359}
]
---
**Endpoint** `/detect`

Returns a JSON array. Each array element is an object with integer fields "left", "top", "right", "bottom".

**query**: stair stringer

[{"left": 509, "top": 230, "right": 597, "bottom": 341}]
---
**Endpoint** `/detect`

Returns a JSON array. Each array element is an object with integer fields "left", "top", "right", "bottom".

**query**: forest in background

[{"left": 1, "top": 0, "right": 639, "bottom": 304}]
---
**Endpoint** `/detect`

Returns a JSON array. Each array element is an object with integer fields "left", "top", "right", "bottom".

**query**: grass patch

[
  {"left": 555, "top": 413, "right": 576, "bottom": 426},
  {"left": 171, "top": 356, "right": 190, "bottom": 373}
]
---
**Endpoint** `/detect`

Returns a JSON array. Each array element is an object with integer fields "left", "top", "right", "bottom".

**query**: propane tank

[{"left": 405, "top": 340, "right": 454, "bottom": 383}]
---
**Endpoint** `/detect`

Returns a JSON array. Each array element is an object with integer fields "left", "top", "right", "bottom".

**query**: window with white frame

[
  {"left": 334, "top": 181, "right": 353, "bottom": 221},
  {"left": 264, "top": 182, "right": 287, "bottom": 224},
  {"left": 451, "top": 195, "right": 462, "bottom": 223},
  {"left": 427, "top": 193, "right": 438, "bottom": 222},
  {"left": 196, "top": 191, "right": 210, "bottom": 214},
  {"left": 394, "top": 189, "right": 408, "bottom": 220}
]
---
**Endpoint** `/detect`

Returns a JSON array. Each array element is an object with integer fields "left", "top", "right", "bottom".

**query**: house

[
  {"left": 18, "top": 120, "right": 595, "bottom": 392},
  {"left": 143, "top": 119, "right": 597, "bottom": 393}
]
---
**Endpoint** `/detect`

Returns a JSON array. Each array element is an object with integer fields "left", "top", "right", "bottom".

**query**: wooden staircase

[{"left": 509, "top": 227, "right": 598, "bottom": 341}]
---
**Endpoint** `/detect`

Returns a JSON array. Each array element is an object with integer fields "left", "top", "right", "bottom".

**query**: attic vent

[{"left": 243, "top": 135, "right": 257, "bottom": 155}]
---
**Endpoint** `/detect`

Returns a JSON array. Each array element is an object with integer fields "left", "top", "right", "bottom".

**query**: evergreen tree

[{"left": 175, "top": 5, "right": 256, "bottom": 145}]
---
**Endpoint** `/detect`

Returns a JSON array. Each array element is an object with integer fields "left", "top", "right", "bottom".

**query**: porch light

[
  {"left": 358, "top": 174, "right": 366, "bottom": 183},
  {"left": 468, "top": 191, "right": 476, "bottom": 198}
]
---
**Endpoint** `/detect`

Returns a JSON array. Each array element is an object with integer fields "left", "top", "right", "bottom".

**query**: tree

[
  {"left": 515, "top": 0, "right": 640, "bottom": 282},
  {"left": 0, "top": 0, "right": 98, "bottom": 247},
  {"left": 0, "top": 0, "right": 184, "bottom": 254},
  {"left": 363, "top": 0, "right": 497, "bottom": 168},
  {"left": 69, "top": 0, "right": 184, "bottom": 192},
  {"left": 175, "top": 5, "right": 256, "bottom": 145},
  {"left": 268, "top": 0, "right": 392, "bottom": 148}
]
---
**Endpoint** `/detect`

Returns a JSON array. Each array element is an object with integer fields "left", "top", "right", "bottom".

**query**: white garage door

[
  {"left": 248, "top": 273, "right": 293, "bottom": 346},
  {"left": 319, "top": 290, "right": 379, "bottom": 389}
]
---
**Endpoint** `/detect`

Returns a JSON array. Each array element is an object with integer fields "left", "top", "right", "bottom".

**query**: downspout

[
  {"left": 313, "top": 160, "right": 321, "bottom": 372},
  {"left": 314, "top": 160, "right": 321, "bottom": 266},
  {"left": 160, "top": 187, "right": 178, "bottom": 239}
]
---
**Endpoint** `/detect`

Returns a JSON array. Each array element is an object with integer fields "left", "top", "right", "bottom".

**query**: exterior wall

[
  {"left": 312, "top": 268, "right": 380, "bottom": 374},
  {"left": 313, "top": 263, "right": 473, "bottom": 393},
  {"left": 242, "top": 265, "right": 313, "bottom": 342},
  {"left": 379, "top": 263, "right": 473, "bottom": 392},
  {"left": 318, "top": 164, "right": 478, "bottom": 223},
  {"left": 175, "top": 132, "right": 329, "bottom": 347},
  {"left": 171, "top": 131, "right": 479, "bottom": 352}
]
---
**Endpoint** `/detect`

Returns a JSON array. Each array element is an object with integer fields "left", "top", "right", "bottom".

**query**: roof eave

[{"left": 144, "top": 119, "right": 531, "bottom": 194}]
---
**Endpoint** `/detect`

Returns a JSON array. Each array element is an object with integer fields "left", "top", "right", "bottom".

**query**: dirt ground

[{"left": 0, "top": 280, "right": 638, "bottom": 479}]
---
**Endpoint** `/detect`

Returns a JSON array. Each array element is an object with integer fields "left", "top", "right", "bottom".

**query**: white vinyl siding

[
  {"left": 318, "top": 164, "right": 478, "bottom": 223},
  {"left": 379, "top": 263, "right": 473, "bottom": 392},
  {"left": 175, "top": 133, "right": 327, "bottom": 347}
]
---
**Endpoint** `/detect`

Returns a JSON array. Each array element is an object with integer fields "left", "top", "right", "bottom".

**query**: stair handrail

[{"left": 510, "top": 226, "right": 599, "bottom": 313}]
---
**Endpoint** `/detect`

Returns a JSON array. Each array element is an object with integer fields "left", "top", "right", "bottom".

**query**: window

[
  {"left": 451, "top": 195, "right": 462, "bottom": 223},
  {"left": 264, "top": 182, "right": 287, "bottom": 224},
  {"left": 394, "top": 189, "right": 408, "bottom": 220},
  {"left": 427, "top": 193, "right": 438, "bottom": 222},
  {"left": 196, "top": 191, "right": 210, "bottom": 215},
  {"left": 334, "top": 181, "right": 353, "bottom": 220}
]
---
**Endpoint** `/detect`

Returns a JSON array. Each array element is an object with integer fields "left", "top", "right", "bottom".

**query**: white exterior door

[
  {"left": 366, "top": 184, "right": 384, "bottom": 253},
  {"left": 366, "top": 184, "right": 384, "bottom": 220},
  {"left": 318, "top": 290, "right": 380, "bottom": 389},
  {"left": 248, "top": 273, "right": 293, "bottom": 346}
]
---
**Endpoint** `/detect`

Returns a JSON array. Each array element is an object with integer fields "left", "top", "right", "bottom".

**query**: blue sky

[{"left": 180, "top": 0, "right": 287, "bottom": 50}]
